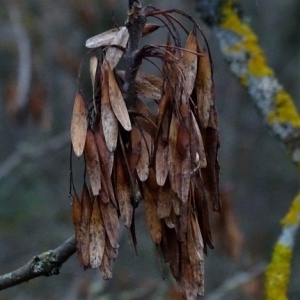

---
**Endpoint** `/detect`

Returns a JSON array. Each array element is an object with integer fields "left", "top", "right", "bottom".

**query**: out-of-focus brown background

[{"left": 1, "top": 0, "right": 300, "bottom": 299}]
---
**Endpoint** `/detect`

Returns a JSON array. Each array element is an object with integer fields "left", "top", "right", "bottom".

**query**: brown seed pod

[{"left": 71, "top": 91, "right": 87, "bottom": 157}]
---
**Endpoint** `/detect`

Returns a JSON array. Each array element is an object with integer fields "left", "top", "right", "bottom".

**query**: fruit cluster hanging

[{"left": 71, "top": 2, "right": 220, "bottom": 299}]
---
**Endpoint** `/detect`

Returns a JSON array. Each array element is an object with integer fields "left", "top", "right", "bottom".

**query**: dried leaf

[
  {"left": 105, "top": 234, "right": 119, "bottom": 259},
  {"left": 168, "top": 112, "right": 180, "bottom": 194},
  {"left": 132, "top": 97, "right": 156, "bottom": 124},
  {"left": 134, "top": 73, "right": 162, "bottom": 100},
  {"left": 101, "top": 67, "right": 118, "bottom": 152},
  {"left": 85, "top": 129, "right": 101, "bottom": 196},
  {"left": 190, "top": 111, "right": 206, "bottom": 169},
  {"left": 190, "top": 212, "right": 204, "bottom": 262},
  {"left": 135, "top": 115, "right": 157, "bottom": 138},
  {"left": 181, "top": 31, "right": 198, "bottom": 97},
  {"left": 187, "top": 214, "right": 204, "bottom": 286},
  {"left": 72, "top": 192, "right": 82, "bottom": 226},
  {"left": 101, "top": 202, "right": 119, "bottom": 248},
  {"left": 136, "top": 71, "right": 163, "bottom": 90},
  {"left": 174, "top": 201, "right": 188, "bottom": 243},
  {"left": 104, "top": 27, "right": 129, "bottom": 70},
  {"left": 195, "top": 47, "right": 214, "bottom": 129},
  {"left": 157, "top": 184, "right": 172, "bottom": 219},
  {"left": 85, "top": 27, "right": 122, "bottom": 49},
  {"left": 193, "top": 178, "right": 214, "bottom": 251},
  {"left": 117, "top": 70, "right": 162, "bottom": 100},
  {"left": 176, "top": 121, "right": 191, "bottom": 203},
  {"left": 107, "top": 65, "right": 131, "bottom": 131},
  {"left": 93, "top": 119, "right": 114, "bottom": 176},
  {"left": 93, "top": 119, "right": 117, "bottom": 207},
  {"left": 115, "top": 149, "right": 133, "bottom": 228},
  {"left": 155, "top": 134, "right": 168, "bottom": 186},
  {"left": 156, "top": 94, "right": 172, "bottom": 141},
  {"left": 142, "top": 23, "right": 161, "bottom": 37},
  {"left": 81, "top": 183, "right": 93, "bottom": 267},
  {"left": 161, "top": 224, "right": 180, "bottom": 280},
  {"left": 172, "top": 193, "right": 181, "bottom": 216},
  {"left": 99, "top": 176, "right": 110, "bottom": 203},
  {"left": 136, "top": 130, "right": 151, "bottom": 181},
  {"left": 71, "top": 91, "right": 87, "bottom": 157},
  {"left": 90, "top": 56, "right": 98, "bottom": 112},
  {"left": 89, "top": 197, "right": 106, "bottom": 268},
  {"left": 142, "top": 170, "right": 162, "bottom": 244},
  {"left": 129, "top": 125, "right": 142, "bottom": 174},
  {"left": 180, "top": 242, "right": 201, "bottom": 299},
  {"left": 100, "top": 250, "right": 113, "bottom": 280}
]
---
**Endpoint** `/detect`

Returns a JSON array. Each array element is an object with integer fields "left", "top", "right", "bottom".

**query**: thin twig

[
  {"left": 6, "top": 1, "right": 32, "bottom": 111},
  {"left": 206, "top": 262, "right": 267, "bottom": 300},
  {"left": 0, "top": 131, "right": 70, "bottom": 182},
  {"left": 0, "top": 236, "right": 76, "bottom": 291}
]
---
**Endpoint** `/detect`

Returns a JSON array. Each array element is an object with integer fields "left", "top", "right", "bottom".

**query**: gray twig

[
  {"left": 0, "top": 236, "right": 76, "bottom": 291},
  {"left": 0, "top": 131, "right": 70, "bottom": 182},
  {"left": 7, "top": 1, "right": 32, "bottom": 111},
  {"left": 206, "top": 262, "right": 267, "bottom": 300}
]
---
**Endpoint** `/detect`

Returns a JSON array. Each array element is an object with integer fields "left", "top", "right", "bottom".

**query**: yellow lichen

[
  {"left": 268, "top": 90, "right": 300, "bottom": 127},
  {"left": 220, "top": 0, "right": 274, "bottom": 79},
  {"left": 281, "top": 192, "right": 300, "bottom": 227},
  {"left": 265, "top": 243, "right": 292, "bottom": 300}
]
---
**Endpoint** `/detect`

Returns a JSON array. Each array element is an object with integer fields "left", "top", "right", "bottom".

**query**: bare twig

[
  {"left": 0, "top": 236, "right": 76, "bottom": 291},
  {"left": 124, "top": 0, "right": 146, "bottom": 109},
  {"left": 6, "top": 1, "right": 32, "bottom": 111},
  {"left": 0, "top": 131, "right": 70, "bottom": 182},
  {"left": 206, "top": 262, "right": 267, "bottom": 300}
]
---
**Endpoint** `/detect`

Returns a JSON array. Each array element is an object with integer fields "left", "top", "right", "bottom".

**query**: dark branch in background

[
  {"left": 124, "top": 0, "right": 146, "bottom": 109},
  {"left": 0, "top": 236, "right": 76, "bottom": 291}
]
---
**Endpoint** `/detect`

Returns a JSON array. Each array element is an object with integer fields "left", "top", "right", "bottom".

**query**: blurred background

[{"left": 0, "top": 0, "right": 300, "bottom": 299}]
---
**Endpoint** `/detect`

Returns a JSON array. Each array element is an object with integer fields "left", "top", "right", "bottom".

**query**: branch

[
  {"left": 0, "top": 131, "right": 70, "bottom": 182},
  {"left": 196, "top": 1, "right": 300, "bottom": 298},
  {"left": 124, "top": 0, "right": 146, "bottom": 109},
  {"left": 0, "top": 236, "right": 76, "bottom": 291},
  {"left": 206, "top": 262, "right": 267, "bottom": 300},
  {"left": 265, "top": 191, "right": 300, "bottom": 300},
  {"left": 6, "top": 1, "right": 32, "bottom": 111},
  {"left": 196, "top": 0, "right": 300, "bottom": 168}
]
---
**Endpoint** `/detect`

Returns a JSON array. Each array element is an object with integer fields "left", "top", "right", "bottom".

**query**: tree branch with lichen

[
  {"left": 196, "top": 1, "right": 300, "bottom": 299},
  {"left": 265, "top": 191, "right": 300, "bottom": 300},
  {"left": 0, "top": 236, "right": 76, "bottom": 291},
  {"left": 197, "top": 0, "right": 300, "bottom": 168}
]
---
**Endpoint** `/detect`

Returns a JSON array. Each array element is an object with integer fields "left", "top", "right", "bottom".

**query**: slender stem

[{"left": 0, "top": 236, "right": 76, "bottom": 291}]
